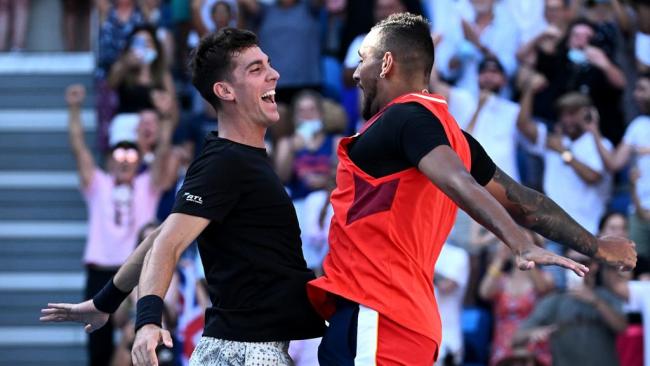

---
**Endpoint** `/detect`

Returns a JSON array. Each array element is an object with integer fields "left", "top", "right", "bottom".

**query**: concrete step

[
  {"left": 0, "top": 53, "right": 94, "bottom": 109},
  {"left": 0, "top": 344, "right": 86, "bottom": 366},
  {"left": 0, "top": 238, "right": 85, "bottom": 271},
  {"left": 0, "top": 186, "right": 86, "bottom": 221}
]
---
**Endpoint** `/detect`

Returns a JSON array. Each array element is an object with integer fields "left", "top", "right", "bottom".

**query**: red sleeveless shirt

[{"left": 307, "top": 92, "right": 471, "bottom": 344}]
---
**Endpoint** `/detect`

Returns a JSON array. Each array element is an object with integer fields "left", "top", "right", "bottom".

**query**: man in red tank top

[{"left": 308, "top": 13, "right": 637, "bottom": 366}]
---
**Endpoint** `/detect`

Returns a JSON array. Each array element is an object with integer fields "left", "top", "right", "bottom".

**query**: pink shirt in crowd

[{"left": 82, "top": 168, "right": 161, "bottom": 267}]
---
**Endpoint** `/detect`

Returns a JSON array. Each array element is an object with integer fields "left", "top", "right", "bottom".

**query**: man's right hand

[
  {"left": 65, "top": 84, "right": 86, "bottom": 108},
  {"left": 132, "top": 324, "right": 173, "bottom": 366},
  {"left": 40, "top": 300, "right": 109, "bottom": 333}
]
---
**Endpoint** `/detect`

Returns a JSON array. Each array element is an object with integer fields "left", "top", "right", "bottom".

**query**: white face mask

[
  {"left": 568, "top": 48, "right": 588, "bottom": 65},
  {"left": 565, "top": 268, "right": 584, "bottom": 290},
  {"left": 296, "top": 119, "right": 323, "bottom": 142}
]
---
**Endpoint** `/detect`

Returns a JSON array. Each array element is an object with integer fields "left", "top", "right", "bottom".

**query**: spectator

[
  {"left": 480, "top": 239, "right": 553, "bottom": 366},
  {"left": 461, "top": 56, "right": 523, "bottom": 180},
  {"left": 532, "top": 18, "right": 626, "bottom": 143},
  {"left": 191, "top": 0, "right": 237, "bottom": 37},
  {"left": 586, "top": 73, "right": 650, "bottom": 262},
  {"left": 516, "top": 0, "right": 571, "bottom": 67},
  {"left": 239, "top": 0, "right": 323, "bottom": 104},
  {"left": 0, "top": 0, "right": 29, "bottom": 52},
  {"left": 98, "top": 0, "right": 144, "bottom": 79},
  {"left": 518, "top": 89, "right": 612, "bottom": 236},
  {"left": 96, "top": 0, "right": 144, "bottom": 150},
  {"left": 108, "top": 25, "right": 177, "bottom": 118},
  {"left": 62, "top": 0, "right": 91, "bottom": 51},
  {"left": 432, "top": 0, "right": 519, "bottom": 97},
  {"left": 513, "top": 249, "right": 628, "bottom": 366},
  {"left": 435, "top": 243, "right": 470, "bottom": 366},
  {"left": 518, "top": 90, "right": 612, "bottom": 289},
  {"left": 65, "top": 84, "right": 174, "bottom": 366},
  {"left": 275, "top": 90, "right": 340, "bottom": 203}
]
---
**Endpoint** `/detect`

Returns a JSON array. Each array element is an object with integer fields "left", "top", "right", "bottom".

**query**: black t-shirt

[
  {"left": 172, "top": 133, "right": 325, "bottom": 342},
  {"left": 348, "top": 102, "right": 496, "bottom": 185}
]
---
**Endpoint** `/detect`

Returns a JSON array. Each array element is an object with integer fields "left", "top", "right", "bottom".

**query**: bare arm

[
  {"left": 138, "top": 214, "right": 209, "bottom": 300},
  {"left": 586, "top": 117, "right": 633, "bottom": 172},
  {"left": 66, "top": 85, "right": 96, "bottom": 188},
  {"left": 132, "top": 214, "right": 209, "bottom": 364},
  {"left": 149, "top": 91, "right": 179, "bottom": 192},
  {"left": 418, "top": 147, "right": 587, "bottom": 274},
  {"left": 516, "top": 86, "right": 539, "bottom": 144},
  {"left": 478, "top": 253, "right": 505, "bottom": 300},
  {"left": 484, "top": 167, "right": 636, "bottom": 269},
  {"left": 191, "top": 0, "right": 210, "bottom": 37}
]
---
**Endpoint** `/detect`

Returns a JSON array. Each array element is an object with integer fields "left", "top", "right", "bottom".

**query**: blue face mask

[
  {"left": 140, "top": 48, "right": 158, "bottom": 65},
  {"left": 567, "top": 48, "right": 588, "bottom": 65},
  {"left": 296, "top": 119, "right": 323, "bottom": 141}
]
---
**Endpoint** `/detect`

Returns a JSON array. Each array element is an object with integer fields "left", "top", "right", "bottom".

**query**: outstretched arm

[
  {"left": 418, "top": 146, "right": 588, "bottom": 275},
  {"left": 484, "top": 167, "right": 636, "bottom": 270},
  {"left": 40, "top": 224, "right": 163, "bottom": 331},
  {"left": 65, "top": 85, "right": 96, "bottom": 188}
]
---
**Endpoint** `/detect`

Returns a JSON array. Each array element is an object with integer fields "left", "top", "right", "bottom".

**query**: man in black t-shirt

[{"left": 41, "top": 28, "right": 324, "bottom": 366}]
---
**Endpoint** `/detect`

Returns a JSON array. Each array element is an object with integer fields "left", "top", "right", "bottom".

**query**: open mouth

[{"left": 261, "top": 90, "right": 276, "bottom": 104}]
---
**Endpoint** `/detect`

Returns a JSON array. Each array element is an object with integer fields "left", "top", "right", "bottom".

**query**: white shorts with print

[{"left": 189, "top": 337, "right": 294, "bottom": 366}]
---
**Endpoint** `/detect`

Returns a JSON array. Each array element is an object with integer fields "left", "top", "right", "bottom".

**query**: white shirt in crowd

[
  {"left": 434, "top": 243, "right": 470, "bottom": 365},
  {"left": 623, "top": 115, "right": 650, "bottom": 210},
  {"left": 457, "top": 94, "right": 521, "bottom": 181},
  {"left": 428, "top": 0, "right": 519, "bottom": 97},
  {"left": 636, "top": 32, "right": 650, "bottom": 69},
  {"left": 297, "top": 189, "right": 333, "bottom": 270},
  {"left": 521, "top": 124, "right": 612, "bottom": 234}
]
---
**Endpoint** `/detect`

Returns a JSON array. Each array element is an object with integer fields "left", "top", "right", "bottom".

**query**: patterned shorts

[{"left": 189, "top": 337, "right": 294, "bottom": 366}]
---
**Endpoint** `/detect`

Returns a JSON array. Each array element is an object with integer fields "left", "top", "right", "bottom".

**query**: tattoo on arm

[{"left": 492, "top": 168, "right": 598, "bottom": 256}]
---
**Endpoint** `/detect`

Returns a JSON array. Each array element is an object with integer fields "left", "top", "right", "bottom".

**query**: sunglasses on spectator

[{"left": 112, "top": 148, "right": 139, "bottom": 164}]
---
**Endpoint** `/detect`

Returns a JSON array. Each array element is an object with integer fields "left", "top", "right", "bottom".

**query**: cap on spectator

[
  {"left": 478, "top": 56, "right": 505, "bottom": 75},
  {"left": 109, "top": 113, "right": 139, "bottom": 147}
]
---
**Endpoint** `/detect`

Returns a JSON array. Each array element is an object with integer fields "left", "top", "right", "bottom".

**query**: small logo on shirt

[{"left": 183, "top": 192, "right": 203, "bottom": 205}]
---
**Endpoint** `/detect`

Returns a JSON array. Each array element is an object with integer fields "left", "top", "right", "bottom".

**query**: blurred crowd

[{"left": 51, "top": 0, "right": 650, "bottom": 365}]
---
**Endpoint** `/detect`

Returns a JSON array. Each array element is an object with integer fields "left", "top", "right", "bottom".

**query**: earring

[{"left": 379, "top": 73, "right": 386, "bottom": 79}]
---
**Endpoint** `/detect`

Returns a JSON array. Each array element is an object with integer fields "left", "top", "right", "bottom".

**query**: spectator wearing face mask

[
  {"left": 65, "top": 84, "right": 176, "bottom": 366},
  {"left": 108, "top": 25, "right": 177, "bottom": 119},
  {"left": 531, "top": 18, "right": 627, "bottom": 144}
]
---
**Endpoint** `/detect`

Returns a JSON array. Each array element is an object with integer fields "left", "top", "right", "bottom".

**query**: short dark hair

[
  {"left": 190, "top": 28, "right": 259, "bottom": 111},
  {"left": 110, "top": 140, "right": 139, "bottom": 152},
  {"left": 371, "top": 12, "right": 434, "bottom": 81}
]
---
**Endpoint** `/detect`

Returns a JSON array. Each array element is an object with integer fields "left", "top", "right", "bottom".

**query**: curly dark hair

[
  {"left": 190, "top": 28, "right": 259, "bottom": 111},
  {"left": 370, "top": 12, "right": 434, "bottom": 81}
]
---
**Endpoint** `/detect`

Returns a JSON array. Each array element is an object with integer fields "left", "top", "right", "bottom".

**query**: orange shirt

[{"left": 307, "top": 93, "right": 471, "bottom": 344}]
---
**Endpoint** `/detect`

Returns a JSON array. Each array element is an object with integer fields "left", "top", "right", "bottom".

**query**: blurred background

[{"left": 0, "top": 0, "right": 649, "bottom": 365}]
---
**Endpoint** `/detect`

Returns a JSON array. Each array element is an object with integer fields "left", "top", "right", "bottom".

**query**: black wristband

[
  {"left": 135, "top": 295, "right": 165, "bottom": 332},
  {"left": 92, "top": 277, "right": 131, "bottom": 313}
]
